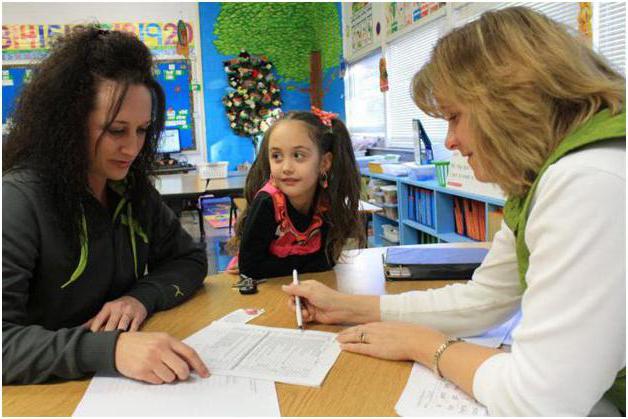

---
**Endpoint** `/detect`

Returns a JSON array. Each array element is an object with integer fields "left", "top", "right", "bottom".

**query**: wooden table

[{"left": 3, "top": 243, "right": 488, "bottom": 416}]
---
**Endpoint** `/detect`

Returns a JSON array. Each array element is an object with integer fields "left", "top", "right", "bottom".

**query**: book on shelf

[{"left": 454, "top": 197, "right": 465, "bottom": 236}]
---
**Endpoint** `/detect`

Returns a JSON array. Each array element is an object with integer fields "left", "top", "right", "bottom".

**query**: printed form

[
  {"left": 396, "top": 363, "right": 487, "bottom": 417},
  {"left": 185, "top": 322, "right": 341, "bottom": 387},
  {"left": 73, "top": 372, "right": 280, "bottom": 417}
]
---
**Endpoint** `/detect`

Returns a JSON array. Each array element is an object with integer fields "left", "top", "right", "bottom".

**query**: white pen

[{"left": 292, "top": 269, "right": 304, "bottom": 330}]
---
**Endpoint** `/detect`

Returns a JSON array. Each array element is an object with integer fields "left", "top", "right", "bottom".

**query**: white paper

[
  {"left": 73, "top": 374, "right": 279, "bottom": 417},
  {"left": 186, "top": 322, "right": 341, "bottom": 387},
  {"left": 396, "top": 363, "right": 487, "bottom": 417},
  {"left": 215, "top": 308, "right": 265, "bottom": 324},
  {"left": 463, "top": 310, "right": 521, "bottom": 348}
]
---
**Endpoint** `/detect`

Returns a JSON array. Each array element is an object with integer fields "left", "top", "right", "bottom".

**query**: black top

[
  {"left": 2, "top": 169, "right": 208, "bottom": 384},
  {"left": 239, "top": 192, "right": 334, "bottom": 279}
]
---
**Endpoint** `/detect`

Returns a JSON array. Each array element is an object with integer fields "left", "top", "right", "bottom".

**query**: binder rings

[{"left": 383, "top": 247, "right": 489, "bottom": 280}]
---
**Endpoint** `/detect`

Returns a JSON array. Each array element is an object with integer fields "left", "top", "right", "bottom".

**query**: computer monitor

[{"left": 158, "top": 128, "right": 181, "bottom": 157}]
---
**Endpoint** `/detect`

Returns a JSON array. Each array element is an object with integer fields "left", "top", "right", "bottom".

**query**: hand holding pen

[
  {"left": 282, "top": 279, "right": 360, "bottom": 325},
  {"left": 292, "top": 269, "right": 304, "bottom": 330}
]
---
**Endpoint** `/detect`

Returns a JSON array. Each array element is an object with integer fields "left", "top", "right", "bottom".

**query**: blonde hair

[{"left": 412, "top": 6, "right": 625, "bottom": 197}]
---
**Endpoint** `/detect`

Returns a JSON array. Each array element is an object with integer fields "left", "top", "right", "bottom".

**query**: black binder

[{"left": 383, "top": 247, "right": 489, "bottom": 281}]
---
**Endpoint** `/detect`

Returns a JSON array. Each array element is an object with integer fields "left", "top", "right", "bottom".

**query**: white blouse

[{"left": 380, "top": 142, "right": 626, "bottom": 416}]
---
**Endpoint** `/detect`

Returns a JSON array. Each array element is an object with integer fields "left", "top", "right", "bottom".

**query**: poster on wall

[
  {"left": 2, "top": 22, "right": 195, "bottom": 62},
  {"left": 2, "top": 66, "right": 31, "bottom": 124},
  {"left": 350, "top": 3, "right": 375, "bottom": 54},
  {"left": 155, "top": 60, "right": 196, "bottom": 150},
  {"left": 386, "top": 2, "right": 445, "bottom": 35}
]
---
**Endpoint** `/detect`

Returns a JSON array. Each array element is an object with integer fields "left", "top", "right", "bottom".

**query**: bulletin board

[
  {"left": 154, "top": 59, "right": 196, "bottom": 150},
  {"left": 2, "top": 61, "right": 197, "bottom": 151},
  {"left": 2, "top": 65, "right": 32, "bottom": 124}
]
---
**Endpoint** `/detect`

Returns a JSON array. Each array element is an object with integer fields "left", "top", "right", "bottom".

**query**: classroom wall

[
  {"left": 198, "top": 3, "right": 346, "bottom": 170},
  {"left": 2, "top": 2, "right": 208, "bottom": 165},
  {"left": 2, "top": 3, "right": 347, "bottom": 169}
]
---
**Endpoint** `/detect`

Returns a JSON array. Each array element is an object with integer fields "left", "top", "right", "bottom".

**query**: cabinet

[{"left": 362, "top": 170, "right": 505, "bottom": 246}]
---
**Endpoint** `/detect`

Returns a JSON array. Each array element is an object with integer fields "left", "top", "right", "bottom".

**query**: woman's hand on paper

[
  {"left": 115, "top": 332, "right": 210, "bottom": 384},
  {"left": 84, "top": 296, "right": 148, "bottom": 332},
  {"left": 337, "top": 322, "right": 446, "bottom": 363}
]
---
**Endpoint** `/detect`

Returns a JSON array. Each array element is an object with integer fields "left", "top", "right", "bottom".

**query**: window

[
  {"left": 596, "top": 2, "right": 626, "bottom": 76},
  {"left": 344, "top": 51, "right": 386, "bottom": 137},
  {"left": 385, "top": 16, "right": 448, "bottom": 149},
  {"left": 344, "top": 3, "right": 624, "bottom": 149}
]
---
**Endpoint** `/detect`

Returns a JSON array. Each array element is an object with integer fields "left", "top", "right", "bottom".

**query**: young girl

[{"left": 228, "top": 108, "right": 365, "bottom": 279}]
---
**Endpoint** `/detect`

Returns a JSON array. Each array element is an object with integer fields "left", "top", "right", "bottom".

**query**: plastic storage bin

[
  {"left": 408, "top": 164, "right": 435, "bottom": 181},
  {"left": 382, "top": 224, "right": 400, "bottom": 243},
  {"left": 198, "top": 161, "right": 229, "bottom": 179},
  {"left": 433, "top": 161, "right": 450, "bottom": 187},
  {"left": 381, "top": 163, "right": 409, "bottom": 176},
  {"left": 356, "top": 155, "right": 385, "bottom": 170},
  {"left": 382, "top": 202, "right": 398, "bottom": 220},
  {"left": 380, "top": 185, "right": 398, "bottom": 204}
]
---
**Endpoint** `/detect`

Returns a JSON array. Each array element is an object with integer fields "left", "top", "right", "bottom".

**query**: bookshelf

[{"left": 362, "top": 170, "right": 505, "bottom": 246}]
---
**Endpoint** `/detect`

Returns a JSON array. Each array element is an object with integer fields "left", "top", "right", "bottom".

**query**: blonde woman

[{"left": 282, "top": 7, "right": 625, "bottom": 416}]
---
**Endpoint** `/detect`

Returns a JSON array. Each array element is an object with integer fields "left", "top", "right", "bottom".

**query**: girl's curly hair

[{"left": 3, "top": 25, "right": 166, "bottom": 242}]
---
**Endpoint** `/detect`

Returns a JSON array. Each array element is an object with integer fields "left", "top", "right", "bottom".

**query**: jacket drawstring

[
  {"left": 61, "top": 190, "right": 147, "bottom": 288},
  {"left": 127, "top": 202, "right": 138, "bottom": 279},
  {"left": 60, "top": 212, "right": 89, "bottom": 289}
]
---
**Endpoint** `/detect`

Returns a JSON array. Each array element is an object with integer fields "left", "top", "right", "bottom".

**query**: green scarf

[{"left": 503, "top": 108, "right": 626, "bottom": 413}]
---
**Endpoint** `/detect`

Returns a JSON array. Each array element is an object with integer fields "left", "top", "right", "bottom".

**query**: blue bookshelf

[{"left": 362, "top": 170, "right": 505, "bottom": 246}]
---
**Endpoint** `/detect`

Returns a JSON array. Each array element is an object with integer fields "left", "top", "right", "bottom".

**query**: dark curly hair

[
  {"left": 229, "top": 111, "right": 366, "bottom": 263},
  {"left": 3, "top": 25, "right": 165, "bottom": 242}
]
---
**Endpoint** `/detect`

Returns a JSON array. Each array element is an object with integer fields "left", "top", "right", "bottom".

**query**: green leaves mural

[{"left": 213, "top": 3, "right": 342, "bottom": 82}]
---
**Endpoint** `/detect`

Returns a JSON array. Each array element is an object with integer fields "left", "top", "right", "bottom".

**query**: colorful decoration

[
  {"left": 379, "top": 57, "right": 389, "bottom": 92},
  {"left": 386, "top": 3, "right": 445, "bottom": 35},
  {"left": 222, "top": 50, "right": 283, "bottom": 141},
  {"left": 578, "top": 3, "right": 593, "bottom": 45},
  {"left": 176, "top": 19, "right": 190, "bottom": 58},
  {"left": 2, "top": 22, "right": 195, "bottom": 61},
  {"left": 213, "top": 3, "right": 341, "bottom": 82}
]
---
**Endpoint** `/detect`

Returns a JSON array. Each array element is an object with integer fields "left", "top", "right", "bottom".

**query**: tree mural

[{"left": 213, "top": 3, "right": 342, "bottom": 107}]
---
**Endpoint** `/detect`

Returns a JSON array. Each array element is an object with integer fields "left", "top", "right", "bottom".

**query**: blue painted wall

[{"left": 198, "top": 3, "right": 345, "bottom": 169}]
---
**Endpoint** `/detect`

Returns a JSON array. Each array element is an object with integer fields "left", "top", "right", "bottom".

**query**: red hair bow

[{"left": 311, "top": 106, "right": 338, "bottom": 127}]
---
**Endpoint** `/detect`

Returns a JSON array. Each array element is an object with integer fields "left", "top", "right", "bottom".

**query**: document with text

[
  {"left": 396, "top": 363, "right": 487, "bottom": 417},
  {"left": 73, "top": 374, "right": 280, "bottom": 417},
  {"left": 185, "top": 322, "right": 341, "bottom": 387}
]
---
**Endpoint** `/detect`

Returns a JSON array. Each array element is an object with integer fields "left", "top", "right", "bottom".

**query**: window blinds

[
  {"left": 385, "top": 17, "right": 448, "bottom": 149},
  {"left": 346, "top": 3, "right": 623, "bottom": 149},
  {"left": 597, "top": 2, "right": 626, "bottom": 76}
]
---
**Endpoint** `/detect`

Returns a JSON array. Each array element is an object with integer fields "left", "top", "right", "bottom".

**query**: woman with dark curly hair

[{"left": 3, "top": 26, "right": 209, "bottom": 385}]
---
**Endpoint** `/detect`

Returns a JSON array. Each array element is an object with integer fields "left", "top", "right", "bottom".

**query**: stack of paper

[
  {"left": 463, "top": 310, "right": 521, "bottom": 348},
  {"left": 395, "top": 312, "right": 522, "bottom": 417},
  {"left": 73, "top": 309, "right": 342, "bottom": 416},
  {"left": 73, "top": 374, "right": 279, "bottom": 417},
  {"left": 187, "top": 322, "right": 341, "bottom": 387},
  {"left": 396, "top": 363, "right": 487, "bottom": 417}
]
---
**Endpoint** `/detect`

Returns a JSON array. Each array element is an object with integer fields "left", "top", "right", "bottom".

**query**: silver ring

[{"left": 360, "top": 331, "right": 366, "bottom": 344}]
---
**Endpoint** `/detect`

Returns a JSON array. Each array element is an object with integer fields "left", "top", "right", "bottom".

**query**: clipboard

[{"left": 383, "top": 247, "right": 489, "bottom": 281}]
